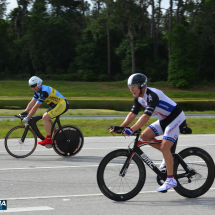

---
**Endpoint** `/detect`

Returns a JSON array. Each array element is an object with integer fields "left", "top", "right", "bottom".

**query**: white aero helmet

[{"left": 29, "top": 76, "right": 43, "bottom": 87}]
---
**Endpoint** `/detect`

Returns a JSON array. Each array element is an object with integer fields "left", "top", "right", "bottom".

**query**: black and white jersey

[{"left": 131, "top": 87, "right": 177, "bottom": 121}]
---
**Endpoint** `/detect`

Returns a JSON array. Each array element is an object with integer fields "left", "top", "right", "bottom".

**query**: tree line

[{"left": 0, "top": 0, "right": 214, "bottom": 87}]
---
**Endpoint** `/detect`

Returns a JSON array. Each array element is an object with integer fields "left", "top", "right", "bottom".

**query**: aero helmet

[
  {"left": 29, "top": 76, "right": 43, "bottom": 87},
  {"left": 127, "top": 73, "right": 147, "bottom": 89}
]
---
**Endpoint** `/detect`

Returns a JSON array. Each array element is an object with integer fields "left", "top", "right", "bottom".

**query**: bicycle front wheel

[
  {"left": 5, "top": 126, "right": 37, "bottom": 158},
  {"left": 53, "top": 125, "right": 84, "bottom": 156},
  {"left": 97, "top": 149, "right": 146, "bottom": 201},
  {"left": 174, "top": 147, "right": 215, "bottom": 198}
]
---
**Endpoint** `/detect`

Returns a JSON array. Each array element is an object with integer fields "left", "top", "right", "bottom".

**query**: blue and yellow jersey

[{"left": 33, "top": 85, "right": 66, "bottom": 107}]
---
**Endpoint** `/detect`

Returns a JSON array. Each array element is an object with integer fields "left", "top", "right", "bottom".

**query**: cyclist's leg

[
  {"left": 141, "top": 120, "right": 163, "bottom": 151},
  {"left": 157, "top": 138, "right": 177, "bottom": 192},
  {"left": 45, "top": 106, "right": 56, "bottom": 133},
  {"left": 43, "top": 113, "right": 53, "bottom": 135},
  {"left": 44, "top": 100, "right": 69, "bottom": 134},
  {"left": 42, "top": 106, "right": 55, "bottom": 135},
  {"left": 157, "top": 112, "right": 186, "bottom": 192},
  {"left": 160, "top": 139, "right": 174, "bottom": 175},
  {"left": 162, "top": 114, "right": 186, "bottom": 173},
  {"left": 43, "top": 100, "right": 69, "bottom": 135},
  {"left": 39, "top": 100, "right": 68, "bottom": 145},
  {"left": 38, "top": 112, "right": 53, "bottom": 145}
]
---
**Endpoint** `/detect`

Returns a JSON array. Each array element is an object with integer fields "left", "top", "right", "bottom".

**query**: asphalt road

[{"left": 1, "top": 135, "right": 215, "bottom": 214}]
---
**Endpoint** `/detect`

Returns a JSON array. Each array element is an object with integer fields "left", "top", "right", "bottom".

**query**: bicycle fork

[
  {"left": 119, "top": 152, "right": 135, "bottom": 177},
  {"left": 20, "top": 124, "right": 30, "bottom": 143}
]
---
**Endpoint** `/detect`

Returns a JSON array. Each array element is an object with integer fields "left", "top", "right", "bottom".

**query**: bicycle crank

[
  {"left": 156, "top": 170, "right": 167, "bottom": 186},
  {"left": 45, "top": 144, "right": 53, "bottom": 149}
]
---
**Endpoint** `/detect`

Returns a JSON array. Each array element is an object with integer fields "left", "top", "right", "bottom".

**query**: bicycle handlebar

[
  {"left": 14, "top": 115, "right": 23, "bottom": 120},
  {"left": 108, "top": 126, "right": 141, "bottom": 135}
]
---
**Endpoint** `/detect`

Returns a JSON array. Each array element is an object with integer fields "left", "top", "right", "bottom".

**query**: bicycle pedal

[{"left": 160, "top": 190, "right": 167, "bottom": 193}]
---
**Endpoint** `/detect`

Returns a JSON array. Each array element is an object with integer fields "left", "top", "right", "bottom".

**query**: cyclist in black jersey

[
  {"left": 110, "top": 73, "right": 186, "bottom": 192},
  {"left": 19, "top": 76, "right": 69, "bottom": 146}
]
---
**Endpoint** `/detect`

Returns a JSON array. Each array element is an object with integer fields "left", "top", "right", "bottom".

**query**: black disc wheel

[
  {"left": 53, "top": 125, "right": 84, "bottom": 156},
  {"left": 174, "top": 147, "right": 215, "bottom": 198},
  {"left": 97, "top": 149, "right": 146, "bottom": 201},
  {"left": 5, "top": 126, "right": 37, "bottom": 158}
]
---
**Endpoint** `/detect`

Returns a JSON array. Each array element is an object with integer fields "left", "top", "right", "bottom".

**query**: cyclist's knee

[
  {"left": 140, "top": 132, "right": 151, "bottom": 141},
  {"left": 42, "top": 113, "right": 51, "bottom": 121},
  {"left": 160, "top": 142, "right": 173, "bottom": 154},
  {"left": 141, "top": 130, "right": 155, "bottom": 140}
]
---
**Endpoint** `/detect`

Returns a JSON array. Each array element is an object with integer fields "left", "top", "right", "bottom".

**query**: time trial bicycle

[
  {"left": 5, "top": 115, "right": 84, "bottom": 158},
  {"left": 97, "top": 126, "right": 215, "bottom": 201}
]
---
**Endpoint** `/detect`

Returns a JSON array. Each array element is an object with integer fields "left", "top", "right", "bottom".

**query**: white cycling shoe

[
  {"left": 159, "top": 159, "right": 166, "bottom": 169},
  {"left": 157, "top": 178, "right": 177, "bottom": 192}
]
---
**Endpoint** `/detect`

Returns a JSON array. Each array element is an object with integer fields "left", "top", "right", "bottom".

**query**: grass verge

[
  {"left": 0, "top": 109, "right": 215, "bottom": 116},
  {"left": 1, "top": 118, "right": 215, "bottom": 139},
  {"left": 0, "top": 109, "right": 130, "bottom": 116},
  {"left": 1, "top": 80, "right": 215, "bottom": 98}
]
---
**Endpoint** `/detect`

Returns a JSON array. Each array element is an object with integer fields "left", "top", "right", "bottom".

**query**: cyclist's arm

[
  {"left": 120, "top": 112, "right": 137, "bottom": 127},
  {"left": 130, "top": 91, "right": 159, "bottom": 132},
  {"left": 25, "top": 99, "right": 37, "bottom": 113},
  {"left": 121, "top": 97, "right": 141, "bottom": 127},
  {"left": 28, "top": 103, "right": 41, "bottom": 117},
  {"left": 130, "top": 114, "right": 150, "bottom": 132}
]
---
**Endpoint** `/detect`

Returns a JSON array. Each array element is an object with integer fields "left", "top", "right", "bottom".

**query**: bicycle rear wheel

[
  {"left": 53, "top": 125, "right": 84, "bottom": 156},
  {"left": 174, "top": 147, "right": 215, "bottom": 198},
  {"left": 5, "top": 126, "right": 37, "bottom": 158},
  {"left": 97, "top": 149, "right": 146, "bottom": 201}
]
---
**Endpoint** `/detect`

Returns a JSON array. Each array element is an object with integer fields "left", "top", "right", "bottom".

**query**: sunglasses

[
  {"left": 30, "top": 84, "right": 37, "bottom": 88},
  {"left": 128, "top": 85, "right": 139, "bottom": 91}
]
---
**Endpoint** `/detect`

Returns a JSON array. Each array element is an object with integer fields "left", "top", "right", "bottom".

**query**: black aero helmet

[{"left": 127, "top": 73, "right": 147, "bottom": 89}]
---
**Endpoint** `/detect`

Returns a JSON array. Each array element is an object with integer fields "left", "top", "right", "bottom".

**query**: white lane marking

[
  {"left": 1, "top": 144, "right": 215, "bottom": 153},
  {"left": 0, "top": 165, "right": 99, "bottom": 171},
  {"left": 78, "top": 144, "right": 215, "bottom": 149},
  {"left": 3, "top": 188, "right": 215, "bottom": 201},
  {"left": 0, "top": 161, "right": 206, "bottom": 171},
  {"left": 0, "top": 147, "right": 128, "bottom": 153},
  {"left": 0, "top": 206, "right": 53, "bottom": 213}
]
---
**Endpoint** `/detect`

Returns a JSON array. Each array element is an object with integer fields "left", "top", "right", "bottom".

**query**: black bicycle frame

[
  {"left": 121, "top": 134, "right": 195, "bottom": 180},
  {"left": 28, "top": 116, "right": 45, "bottom": 140},
  {"left": 19, "top": 115, "right": 69, "bottom": 142}
]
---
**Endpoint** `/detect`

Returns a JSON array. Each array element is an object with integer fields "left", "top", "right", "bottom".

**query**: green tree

[
  {"left": 168, "top": 24, "right": 201, "bottom": 88},
  {"left": 0, "top": 0, "right": 7, "bottom": 18},
  {"left": 0, "top": 0, "right": 10, "bottom": 76},
  {"left": 195, "top": 0, "right": 215, "bottom": 82}
]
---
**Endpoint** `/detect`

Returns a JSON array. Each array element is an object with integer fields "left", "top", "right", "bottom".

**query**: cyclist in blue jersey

[
  {"left": 19, "top": 76, "right": 69, "bottom": 146},
  {"left": 110, "top": 73, "right": 186, "bottom": 192}
]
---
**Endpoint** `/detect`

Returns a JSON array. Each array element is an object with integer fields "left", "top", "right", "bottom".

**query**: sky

[
  {"left": 6, "top": 0, "right": 172, "bottom": 15},
  {"left": 6, "top": 0, "right": 17, "bottom": 14}
]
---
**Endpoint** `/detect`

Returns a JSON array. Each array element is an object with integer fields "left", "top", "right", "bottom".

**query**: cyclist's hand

[
  {"left": 110, "top": 128, "right": 116, "bottom": 134},
  {"left": 19, "top": 111, "right": 28, "bottom": 118},
  {"left": 109, "top": 126, "right": 124, "bottom": 134},
  {"left": 22, "top": 116, "right": 30, "bottom": 123},
  {"left": 124, "top": 128, "right": 133, "bottom": 136}
]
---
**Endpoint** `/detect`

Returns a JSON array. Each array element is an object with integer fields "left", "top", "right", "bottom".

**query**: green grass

[
  {"left": 1, "top": 118, "right": 215, "bottom": 138},
  {"left": 1, "top": 80, "right": 215, "bottom": 99},
  {"left": 0, "top": 109, "right": 130, "bottom": 116},
  {"left": 0, "top": 109, "right": 215, "bottom": 116}
]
